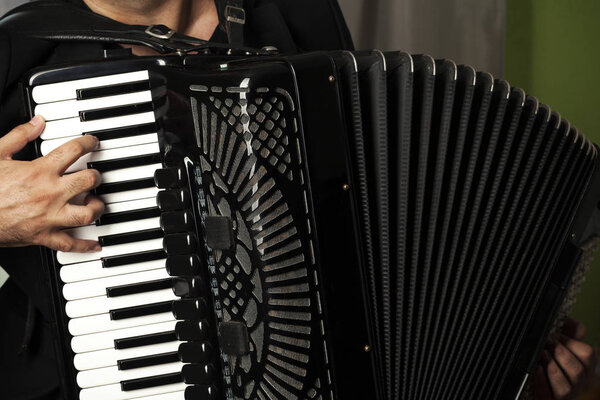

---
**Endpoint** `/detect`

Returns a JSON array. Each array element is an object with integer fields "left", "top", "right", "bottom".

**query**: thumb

[{"left": 0, "top": 115, "right": 45, "bottom": 159}]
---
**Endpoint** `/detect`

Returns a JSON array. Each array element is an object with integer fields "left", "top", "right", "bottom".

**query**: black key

[
  {"left": 154, "top": 167, "right": 186, "bottom": 189},
  {"left": 77, "top": 80, "right": 151, "bottom": 100},
  {"left": 89, "top": 153, "right": 162, "bottom": 173},
  {"left": 93, "top": 177, "right": 155, "bottom": 196},
  {"left": 176, "top": 320, "right": 210, "bottom": 342},
  {"left": 182, "top": 363, "right": 215, "bottom": 385},
  {"left": 185, "top": 385, "right": 220, "bottom": 400},
  {"left": 102, "top": 249, "right": 165, "bottom": 268},
  {"left": 118, "top": 351, "right": 180, "bottom": 370},
  {"left": 99, "top": 227, "right": 164, "bottom": 247},
  {"left": 157, "top": 189, "right": 191, "bottom": 211},
  {"left": 121, "top": 372, "right": 182, "bottom": 391},
  {"left": 160, "top": 211, "right": 195, "bottom": 233},
  {"left": 115, "top": 331, "right": 178, "bottom": 350},
  {"left": 80, "top": 102, "right": 154, "bottom": 122},
  {"left": 166, "top": 255, "right": 201, "bottom": 276},
  {"left": 107, "top": 278, "right": 172, "bottom": 297},
  {"left": 172, "top": 299, "right": 207, "bottom": 320},
  {"left": 179, "top": 342, "right": 213, "bottom": 364},
  {"left": 110, "top": 300, "right": 172, "bottom": 320},
  {"left": 163, "top": 233, "right": 197, "bottom": 256},
  {"left": 172, "top": 277, "right": 204, "bottom": 298},
  {"left": 85, "top": 122, "right": 157, "bottom": 141},
  {"left": 97, "top": 207, "right": 161, "bottom": 226}
]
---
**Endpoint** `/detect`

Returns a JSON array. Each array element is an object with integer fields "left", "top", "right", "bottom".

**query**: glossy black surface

[
  {"left": 114, "top": 331, "right": 178, "bottom": 350},
  {"left": 157, "top": 189, "right": 191, "bottom": 211},
  {"left": 102, "top": 249, "right": 165, "bottom": 268},
  {"left": 120, "top": 372, "right": 182, "bottom": 391},
  {"left": 89, "top": 153, "right": 161, "bottom": 172},
  {"left": 106, "top": 278, "right": 172, "bottom": 297},
  {"left": 110, "top": 300, "right": 172, "bottom": 320},
  {"left": 86, "top": 122, "right": 157, "bottom": 141}
]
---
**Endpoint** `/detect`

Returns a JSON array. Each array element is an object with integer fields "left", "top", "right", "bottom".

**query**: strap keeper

[
  {"left": 225, "top": 5, "right": 246, "bottom": 25},
  {"left": 145, "top": 24, "right": 176, "bottom": 40}
]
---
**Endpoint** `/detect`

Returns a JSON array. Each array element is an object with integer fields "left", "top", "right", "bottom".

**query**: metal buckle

[
  {"left": 145, "top": 24, "right": 176, "bottom": 40},
  {"left": 225, "top": 5, "right": 246, "bottom": 25}
]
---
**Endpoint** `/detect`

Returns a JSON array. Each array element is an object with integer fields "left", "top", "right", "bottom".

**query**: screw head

[
  {"left": 364, "top": 345, "right": 371, "bottom": 353},
  {"left": 328, "top": 75, "right": 336, "bottom": 83},
  {"left": 342, "top": 184, "right": 350, "bottom": 191}
]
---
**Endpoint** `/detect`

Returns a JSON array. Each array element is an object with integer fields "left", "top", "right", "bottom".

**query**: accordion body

[{"left": 23, "top": 51, "right": 600, "bottom": 400}]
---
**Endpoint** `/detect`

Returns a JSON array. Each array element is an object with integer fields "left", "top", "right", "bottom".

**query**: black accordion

[{"left": 24, "top": 50, "right": 600, "bottom": 400}]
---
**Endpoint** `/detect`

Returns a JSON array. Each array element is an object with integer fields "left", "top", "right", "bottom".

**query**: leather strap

[
  {"left": 215, "top": 0, "right": 246, "bottom": 46},
  {"left": 0, "top": 0, "right": 260, "bottom": 55}
]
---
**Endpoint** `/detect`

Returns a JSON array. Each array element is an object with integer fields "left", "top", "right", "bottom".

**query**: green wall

[{"left": 506, "top": 0, "right": 600, "bottom": 346}]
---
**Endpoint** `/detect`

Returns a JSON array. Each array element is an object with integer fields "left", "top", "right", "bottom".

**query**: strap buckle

[
  {"left": 225, "top": 5, "right": 246, "bottom": 25},
  {"left": 145, "top": 24, "right": 176, "bottom": 40}
]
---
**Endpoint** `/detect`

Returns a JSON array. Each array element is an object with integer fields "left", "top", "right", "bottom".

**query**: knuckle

[
  {"left": 64, "top": 140, "right": 85, "bottom": 155},
  {"left": 56, "top": 239, "right": 74, "bottom": 253},
  {"left": 80, "top": 208, "right": 97, "bottom": 226}
]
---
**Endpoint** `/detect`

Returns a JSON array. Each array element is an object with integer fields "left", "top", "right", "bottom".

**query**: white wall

[
  {"left": 337, "top": 0, "right": 505, "bottom": 78},
  {"left": 0, "top": 0, "right": 29, "bottom": 17}
]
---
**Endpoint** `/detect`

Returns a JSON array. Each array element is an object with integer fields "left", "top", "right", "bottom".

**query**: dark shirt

[{"left": 0, "top": 1, "right": 352, "bottom": 398}]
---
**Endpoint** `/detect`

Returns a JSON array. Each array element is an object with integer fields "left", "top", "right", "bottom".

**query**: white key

[
  {"left": 65, "top": 142, "right": 160, "bottom": 173},
  {"left": 79, "top": 382, "right": 186, "bottom": 400},
  {"left": 102, "top": 163, "right": 162, "bottom": 184},
  {"left": 65, "top": 288, "right": 177, "bottom": 318},
  {"left": 65, "top": 217, "right": 160, "bottom": 241},
  {"left": 32, "top": 70, "right": 149, "bottom": 103},
  {"left": 104, "top": 197, "right": 157, "bottom": 215},
  {"left": 134, "top": 390, "right": 186, "bottom": 400},
  {"left": 35, "top": 91, "right": 153, "bottom": 121},
  {"left": 41, "top": 111, "right": 156, "bottom": 140},
  {"left": 100, "top": 186, "right": 160, "bottom": 205},
  {"left": 60, "top": 258, "right": 165, "bottom": 283},
  {"left": 63, "top": 268, "right": 170, "bottom": 300},
  {"left": 57, "top": 237, "right": 163, "bottom": 265},
  {"left": 71, "top": 320, "right": 177, "bottom": 353},
  {"left": 77, "top": 361, "right": 183, "bottom": 388},
  {"left": 40, "top": 133, "right": 158, "bottom": 155},
  {"left": 69, "top": 311, "right": 174, "bottom": 336},
  {"left": 74, "top": 340, "right": 181, "bottom": 371}
]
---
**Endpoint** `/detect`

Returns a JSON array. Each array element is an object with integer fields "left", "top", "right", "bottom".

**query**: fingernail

[
  {"left": 90, "top": 244, "right": 102, "bottom": 253},
  {"left": 29, "top": 115, "right": 44, "bottom": 127}
]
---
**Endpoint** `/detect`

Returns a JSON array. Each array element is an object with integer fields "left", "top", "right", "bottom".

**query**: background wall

[
  {"left": 505, "top": 0, "right": 600, "bottom": 362},
  {"left": 338, "top": 0, "right": 505, "bottom": 77}
]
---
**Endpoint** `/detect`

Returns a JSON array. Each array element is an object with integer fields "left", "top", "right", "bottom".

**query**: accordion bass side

[{"left": 23, "top": 51, "right": 600, "bottom": 400}]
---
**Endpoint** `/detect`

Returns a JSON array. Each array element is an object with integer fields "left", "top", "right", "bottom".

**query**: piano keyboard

[{"left": 33, "top": 70, "right": 219, "bottom": 400}]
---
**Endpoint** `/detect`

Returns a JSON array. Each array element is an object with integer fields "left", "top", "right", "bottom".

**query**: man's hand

[
  {"left": 0, "top": 116, "right": 104, "bottom": 252},
  {"left": 532, "top": 318, "right": 597, "bottom": 399}
]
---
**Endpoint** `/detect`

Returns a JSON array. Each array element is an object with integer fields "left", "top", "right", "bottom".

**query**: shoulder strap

[
  {"left": 215, "top": 0, "right": 246, "bottom": 46},
  {"left": 0, "top": 0, "right": 259, "bottom": 55}
]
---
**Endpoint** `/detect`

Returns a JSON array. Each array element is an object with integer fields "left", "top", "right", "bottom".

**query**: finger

[
  {"left": 0, "top": 116, "right": 45, "bottom": 159},
  {"left": 563, "top": 318, "right": 587, "bottom": 340},
  {"left": 57, "top": 196, "right": 105, "bottom": 228},
  {"left": 560, "top": 334, "right": 597, "bottom": 370},
  {"left": 551, "top": 341, "right": 586, "bottom": 388},
  {"left": 543, "top": 350, "right": 574, "bottom": 399},
  {"left": 532, "top": 364, "right": 555, "bottom": 400},
  {"left": 42, "top": 135, "right": 99, "bottom": 174},
  {"left": 42, "top": 230, "right": 101, "bottom": 253},
  {"left": 60, "top": 169, "right": 102, "bottom": 198}
]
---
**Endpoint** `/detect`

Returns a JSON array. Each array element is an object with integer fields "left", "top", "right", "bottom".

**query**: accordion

[{"left": 24, "top": 50, "right": 600, "bottom": 400}]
